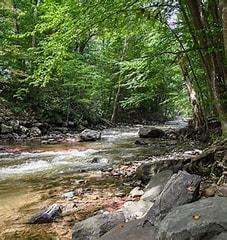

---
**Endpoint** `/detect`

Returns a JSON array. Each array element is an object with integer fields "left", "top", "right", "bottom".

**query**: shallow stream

[{"left": 0, "top": 124, "right": 205, "bottom": 239}]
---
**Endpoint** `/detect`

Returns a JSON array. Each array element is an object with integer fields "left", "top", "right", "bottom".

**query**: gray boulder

[
  {"left": 122, "top": 200, "right": 154, "bottom": 221},
  {"left": 72, "top": 211, "right": 125, "bottom": 240},
  {"left": 135, "top": 161, "right": 175, "bottom": 183},
  {"left": 27, "top": 204, "right": 63, "bottom": 224},
  {"left": 144, "top": 171, "right": 201, "bottom": 225},
  {"left": 138, "top": 127, "right": 165, "bottom": 138},
  {"left": 141, "top": 170, "right": 173, "bottom": 202},
  {"left": 30, "top": 126, "right": 42, "bottom": 137},
  {"left": 79, "top": 129, "right": 101, "bottom": 141},
  {"left": 158, "top": 197, "right": 227, "bottom": 240},
  {"left": 1, "top": 124, "right": 13, "bottom": 134},
  {"left": 213, "top": 232, "right": 227, "bottom": 240},
  {"left": 100, "top": 218, "right": 158, "bottom": 240}
]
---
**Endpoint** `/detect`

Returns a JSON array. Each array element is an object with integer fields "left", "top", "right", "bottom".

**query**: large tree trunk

[{"left": 183, "top": 0, "right": 227, "bottom": 135}]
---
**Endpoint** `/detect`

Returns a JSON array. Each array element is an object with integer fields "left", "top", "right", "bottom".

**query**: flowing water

[{"left": 0, "top": 125, "right": 204, "bottom": 239}]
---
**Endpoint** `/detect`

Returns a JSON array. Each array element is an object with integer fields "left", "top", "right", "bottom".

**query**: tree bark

[
  {"left": 183, "top": 0, "right": 227, "bottom": 135},
  {"left": 110, "top": 38, "right": 128, "bottom": 123},
  {"left": 221, "top": 0, "right": 227, "bottom": 135},
  {"left": 179, "top": 61, "right": 204, "bottom": 129}
]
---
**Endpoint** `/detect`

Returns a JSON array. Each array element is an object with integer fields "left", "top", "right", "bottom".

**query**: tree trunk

[
  {"left": 221, "top": 0, "right": 227, "bottom": 135},
  {"left": 179, "top": 61, "right": 204, "bottom": 129},
  {"left": 110, "top": 38, "right": 128, "bottom": 123},
  {"left": 32, "top": 0, "right": 41, "bottom": 48},
  {"left": 183, "top": 0, "right": 227, "bottom": 135}
]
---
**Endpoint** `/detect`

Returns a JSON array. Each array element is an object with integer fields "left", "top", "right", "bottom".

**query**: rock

[
  {"left": 19, "top": 125, "right": 29, "bottom": 135},
  {"left": 9, "top": 120, "right": 20, "bottom": 131},
  {"left": 90, "top": 157, "right": 99, "bottom": 164},
  {"left": 203, "top": 185, "right": 217, "bottom": 197},
  {"left": 1, "top": 124, "right": 13, "bottom": 134},
  {"left": 135, "top": 139, "right": 148, "bottom": 145},
  {"left": 72, "top": 211, "right": 125, "bottom": 240},
  {"left": 30, "top": 127, "right": 42, "bottom": 137},
  {"left": 138, "top": 127, "right": 165, "bottom": 138},
  {"left": 62, "top": 191, "right": 75, "bottom": 200},
  {"left": 158, "top": 197, "right": 227, "bottom": 240},
  {"left": 129, "top": 187, "right": 144, "bottom": 198},
  {"left": 79, "top": 129, "right": 101, "bottom": 141},
  {"left": 135, "top": 162, "right": 154, "bottom": 183},
  {"left": 144, "top": 171, "right": 201, "bottom": 225},
  {"left": 217, "top": 185, "right": 227, "bottom": 197},
  {"left": 213, "top": 232, "right": 227, "bottom": 240},
  {"left": 135, "top": 161, "right": 177, "bottom": 183},
  {"left": 27, "top": 204, "right": 63, "bottom": 224},
  {"left": 100, "top": 218, "right": 158, "bottom": 240},
  {"left": 122, "top": 200, "right": 154, "bottom": 221},
  {"left": 141, "top": 170, "right": 173, "bottom": 202}
]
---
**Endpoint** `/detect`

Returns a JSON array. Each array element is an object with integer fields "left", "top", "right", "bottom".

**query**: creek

[{"left": 0, "top": 124, "right": 205, "bottom": 239}]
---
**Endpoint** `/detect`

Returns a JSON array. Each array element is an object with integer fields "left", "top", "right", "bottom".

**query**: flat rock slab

[
  {"left": 141, "top": 170, "right": 173, "bottom": 202},
  {"left": 72, "top": 212, "right": 125, "bottom": 240},
  {"left": 100, "top": 218, "right": 158, "bottom": 240},
  {"left": 144, "top": 171, "right": 201, "bottom": 224},
  {"left": 158, "top": 197, "right": 227, "bottom": 240}
]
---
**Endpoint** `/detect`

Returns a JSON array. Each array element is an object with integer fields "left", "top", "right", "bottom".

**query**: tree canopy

[{"left": 0, "top": 0, "right": 226, "bottom": 134}]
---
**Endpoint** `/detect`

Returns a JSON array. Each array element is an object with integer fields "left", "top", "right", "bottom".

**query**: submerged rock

[
  {"left": 138, "top": 127, "right": 165, "bottom": 138},
  {"left": 135, "top": 139, "right": 148, "bottom": 145},
  {"left": 158, "top": 197, "right": 227, "bottom": 240},
  {"left": 72, "top": 211, "right": 125, "bottom": 240},
  {"left": 79, "top": 129, "right": 101, "bottom": 141},
  {"left": 100, "top": 218, "right": 158, "bottom": 240},
  {"left": 27, "top": 204, "right": 63, "bottom": 224}
]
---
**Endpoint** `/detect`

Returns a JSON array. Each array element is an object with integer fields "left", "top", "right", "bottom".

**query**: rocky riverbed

[{"left": 1, "top": 124, "right": 223, "bottom": 240}]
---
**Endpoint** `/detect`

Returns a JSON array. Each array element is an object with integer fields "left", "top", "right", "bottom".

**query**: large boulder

[
  {"left": 79, "top": 129, "right": 101, "bottom": 141},
  {"left": 1, "top": 124, "right": 13, "bottom": 134},
  {"left": 141, "top": 170, "right": 173, "bottom": 202},
  {"left": 27, "top": 204, "right": 63, "bottom": 224},
  {"left": 100, "top": 218, "right": 158, "bottom": 240},
  {"left": 158, "top": 197, "right": 227, "bottom": 240},
  {"left": 138, "top": 127, "right": 165, "bottom": 138},
  {"left": 144, "top": 171, "right": 201, "bottom": 225},
  {"left": 72, "top": 211, "right": 125, "bottom": 240}
]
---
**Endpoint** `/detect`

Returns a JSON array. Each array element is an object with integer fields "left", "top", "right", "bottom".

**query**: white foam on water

[
  {"left": 0, "top": 148, "right": 100, "bottom": 162},
  {"left": 0, "top": 160, "right": 51, "bottom": 175}
]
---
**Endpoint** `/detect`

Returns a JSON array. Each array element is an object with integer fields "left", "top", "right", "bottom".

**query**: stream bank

[{"left": 0, "top": 124, "right": 216, "bottom": 239}]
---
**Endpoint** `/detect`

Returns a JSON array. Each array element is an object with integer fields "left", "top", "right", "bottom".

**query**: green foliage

[{"left": 2, "top": 0, "right": 217, "bottom": 124}]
